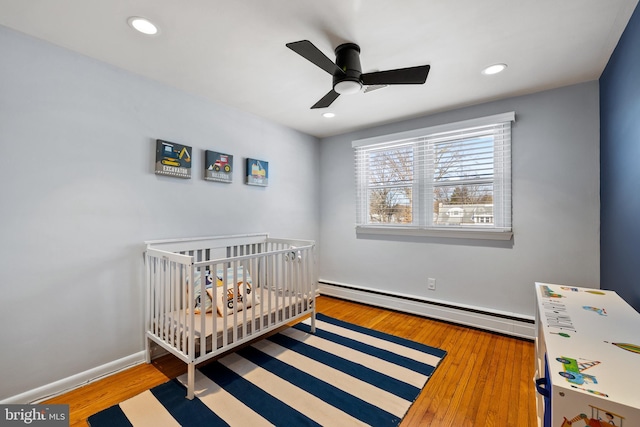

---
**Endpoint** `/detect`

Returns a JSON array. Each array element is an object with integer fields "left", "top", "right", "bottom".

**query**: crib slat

[
  {"left": 279, "top": 250, "right": 285, "bottom": 322},
  {"left": 249, "top": 256, "right": 258, "bottom": 334},
  {"left": 180, "top": 264, "right": 187, "bottom": 355},
  {"left": 221, "top": 265, "right": 229, "bottom": 349},
  {"left": 241, "top": 260, "right": 248, "bottom": 339},
  {"left": 231, "top": 260, "right": 238, "bottom": 345},
  {"left": 160, "top": 261, "right": 168, "bottom": 349},
  {"left": 267, "top": 251, "right": 273, "bottom": 329},
  {"left": 211, "top": 262, "right": 218, "bottom": 351},
  {"left": 198, "top": 265, "right": 206, "bottom": 359}
]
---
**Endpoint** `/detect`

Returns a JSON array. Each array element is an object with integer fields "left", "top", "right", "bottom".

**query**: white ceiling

[{"left": 1, "top": 0, "right": 638, "bottom": 138}]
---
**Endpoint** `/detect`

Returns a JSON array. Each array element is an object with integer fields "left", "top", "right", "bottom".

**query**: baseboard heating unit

[{"left": 318, "top": 281, "right": 535, "bottom": 340}]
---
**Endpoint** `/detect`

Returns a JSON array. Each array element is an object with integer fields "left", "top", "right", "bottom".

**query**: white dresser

[{"left": 534, "top": 282, "right": 640, "bottom": 427}]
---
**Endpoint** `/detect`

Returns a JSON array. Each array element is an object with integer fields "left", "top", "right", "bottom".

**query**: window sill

[{"left": 356, "top": 225, "right": 513, "bottom": 241}]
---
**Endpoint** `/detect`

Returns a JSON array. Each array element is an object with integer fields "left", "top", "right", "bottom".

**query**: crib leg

[
  {"left": 144, "top": 337, "right": 151, "bottom": 364},
  {"left": 310, "top": 307, "right": 317, "bottom": 334},
  {"left": 187, "top": 363, "right": 195, "bottom": 400}
]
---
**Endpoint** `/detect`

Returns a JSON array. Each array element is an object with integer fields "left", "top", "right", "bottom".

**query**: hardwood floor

[{"left": 44, "top": 296, "right": 537, "bottom": 426}]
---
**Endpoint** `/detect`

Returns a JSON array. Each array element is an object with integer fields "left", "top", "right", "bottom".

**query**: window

[{"left": 354, "top": 112, "right": 514, "bottom": 240}]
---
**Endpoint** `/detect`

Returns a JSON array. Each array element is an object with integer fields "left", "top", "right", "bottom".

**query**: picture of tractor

[
  {"left": 213, "top": 155, "right": 231, "bottom": 172},
  {"left": 561, "top": 405, "right": 625, "bottom": 426}
]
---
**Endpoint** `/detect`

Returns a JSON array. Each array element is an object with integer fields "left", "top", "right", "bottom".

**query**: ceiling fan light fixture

[
  {"left": 322, "top": 112, "right": 336, "bottom": 118},
  {"left": 482, "top": 63, "right": 507, "bottom": 75},
  {"left": 334, "top": 80, "right": 362, "bottom": 95},
  {"left": 127, "top": 16, "right": 159, "bottom": 35}
]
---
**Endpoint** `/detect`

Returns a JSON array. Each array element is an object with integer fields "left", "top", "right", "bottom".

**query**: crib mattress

[{"left": 150, "top": 289, "right": 312, "bottom": 356}]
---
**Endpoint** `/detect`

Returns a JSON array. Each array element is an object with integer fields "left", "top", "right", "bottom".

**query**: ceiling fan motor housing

[{"left": 333, "top": 43, "right": 363, "bottom": 92}]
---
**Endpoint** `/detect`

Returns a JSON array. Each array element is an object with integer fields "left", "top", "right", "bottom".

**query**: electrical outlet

[{"left": 428, "top": 278, "right": 436, "bottom": 291}]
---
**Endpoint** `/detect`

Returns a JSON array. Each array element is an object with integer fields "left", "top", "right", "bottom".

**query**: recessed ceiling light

[
  {"left": 322, "top": 112, "right": 336, "bottom": 118},
  {"left": 482, "top": 63, "right": 507, "bottom": 75},
  {"left": 127, "top": 16, "right": 158, "bottom": 35}
]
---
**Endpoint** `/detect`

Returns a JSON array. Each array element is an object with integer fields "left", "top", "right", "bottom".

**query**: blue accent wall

[{"left": 600, "top": 3, "right": 640, "bottom": 311}]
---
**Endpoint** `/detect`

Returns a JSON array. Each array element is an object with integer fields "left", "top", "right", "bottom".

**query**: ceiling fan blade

[
  {"left": 311, "top": 89, "right": 340, "bottom": 109},
  {"left": 362, "top": 65, "right": 430, "bottom": 85},
  {"left": 286, "top": 40, "right": 345, "bottom": 76}
]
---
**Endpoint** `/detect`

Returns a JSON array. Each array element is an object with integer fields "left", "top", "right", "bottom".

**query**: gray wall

[
  {"left": 0, "top": 26, "right": 320, "bottom": 400},
  {"left": 319, "top": 82, "right": 600, "bottom": 317}
]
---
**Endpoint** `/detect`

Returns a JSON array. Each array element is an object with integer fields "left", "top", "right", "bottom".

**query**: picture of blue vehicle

[{"left": 556, "top": 356, "right": 600, "bottom": 386}]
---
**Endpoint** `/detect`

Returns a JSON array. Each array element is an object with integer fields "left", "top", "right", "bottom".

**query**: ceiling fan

[{"left": 286, "top": 40, "right": 430, "bottom": 109}]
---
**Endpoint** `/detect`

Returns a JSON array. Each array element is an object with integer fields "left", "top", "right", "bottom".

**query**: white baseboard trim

[
  {"left": 1, "top": 351, "right": 147, "bottom": 404},
  {"left": 318, "top": 281, "right": 535, "bottom": 340}
]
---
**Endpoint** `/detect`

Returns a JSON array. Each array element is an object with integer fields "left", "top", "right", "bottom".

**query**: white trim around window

[{"left": 353, "top": 112, "right": 515, "bottom": 240}]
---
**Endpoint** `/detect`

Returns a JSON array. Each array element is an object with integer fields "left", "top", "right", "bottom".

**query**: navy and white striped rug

[{"left": 88, "top": 314, "right": 446, "bottom": 427}]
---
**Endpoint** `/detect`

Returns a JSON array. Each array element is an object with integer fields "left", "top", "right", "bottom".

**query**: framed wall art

[
  {"left": 245, "top": 158, "right": 268, "bottom": 186},
  {"left": 204, "top": 150, "right": 233, "bottom": 183},
  {"left": 155, "top": 139, "right": 192, "bottom": 179}
]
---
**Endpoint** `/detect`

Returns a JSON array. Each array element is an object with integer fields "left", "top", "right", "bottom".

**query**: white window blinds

[{"left": 354, "top": 112, "right": 514, "bottom": 238}]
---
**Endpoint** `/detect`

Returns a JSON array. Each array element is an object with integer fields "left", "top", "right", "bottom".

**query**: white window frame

[{"left": 353, "top": 112, "right": 514, "bottom": 240}]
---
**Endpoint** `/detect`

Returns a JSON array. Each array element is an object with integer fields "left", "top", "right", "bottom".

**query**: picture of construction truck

[
  {"left": 224, "top": 281, "right": 252, "bottom": 309},
  {"left": 160, "top": 140, "right": 191, "bottom": 167},
  {"left": 246, "top": 158, "right": 269, "bottom": 186},
  {"left": 155, "top": 139, "right": 192, "bottom": 178}
]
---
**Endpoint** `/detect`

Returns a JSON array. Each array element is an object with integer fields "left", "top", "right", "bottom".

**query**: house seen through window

[{"left": 354, "top": 112, "right": 514, "bottom": 239}]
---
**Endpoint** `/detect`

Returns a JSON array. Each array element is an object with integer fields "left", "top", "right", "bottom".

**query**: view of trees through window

[
  {"left": 367, "top": 134, "right": 495, "bottom": 226},
  {"left": 367, "top": 146, "right": 413, "bottom": 223}
]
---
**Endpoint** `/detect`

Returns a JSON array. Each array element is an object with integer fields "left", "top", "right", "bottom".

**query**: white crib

[{"left": 144, "top": 233, "right": 316, "bottom": 399}]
